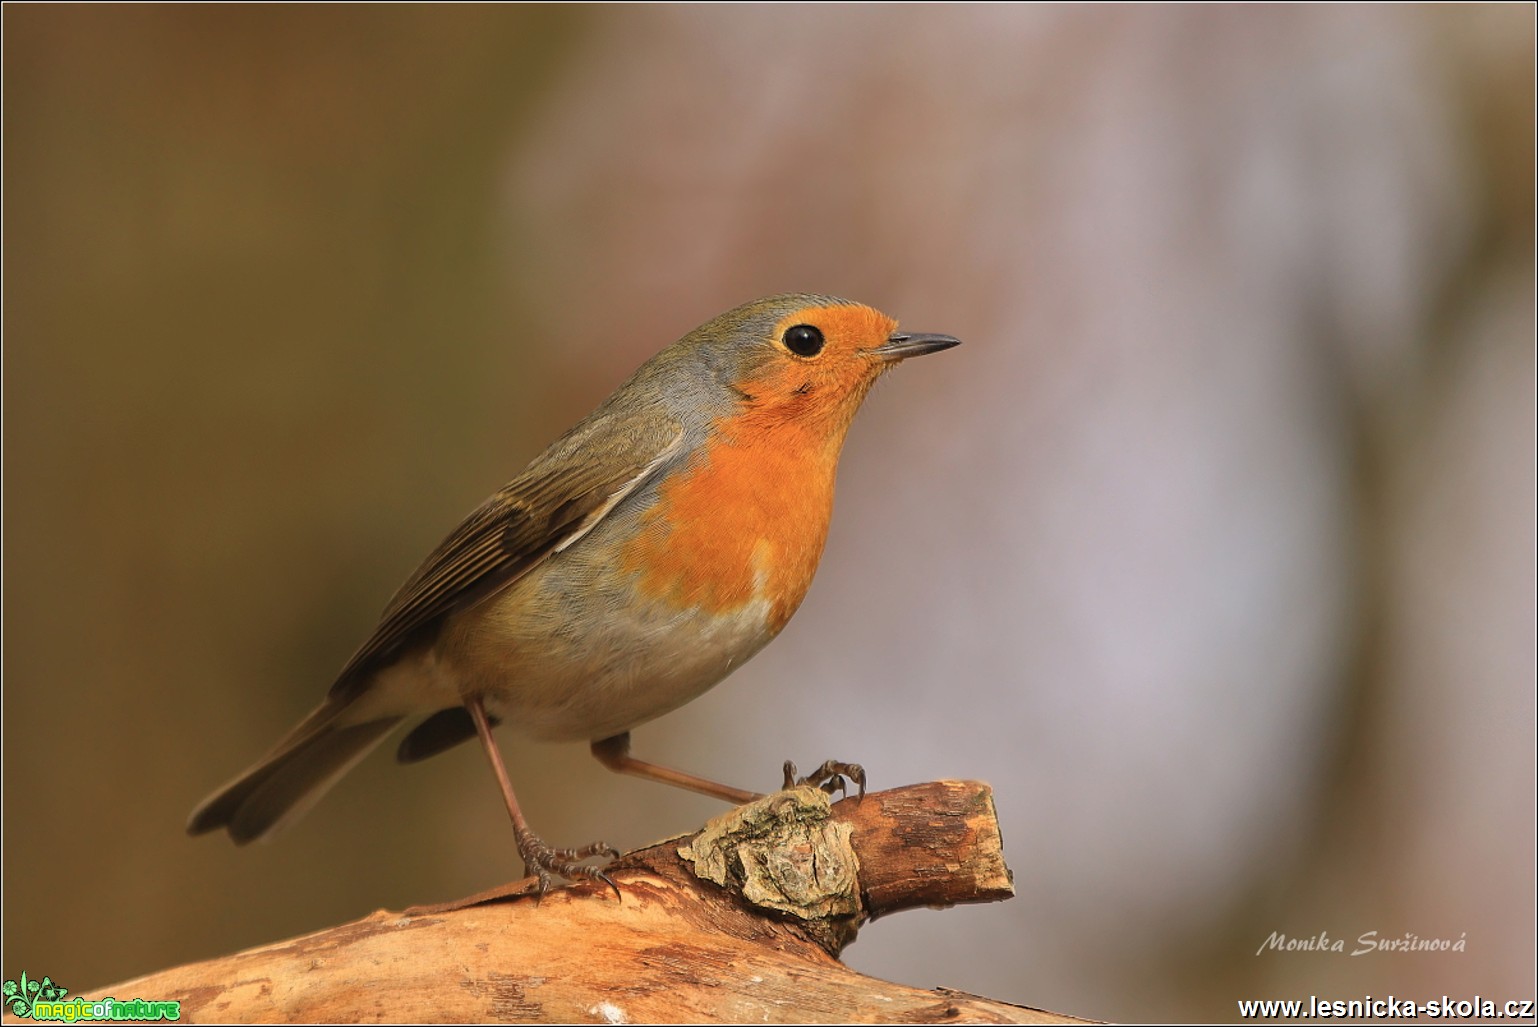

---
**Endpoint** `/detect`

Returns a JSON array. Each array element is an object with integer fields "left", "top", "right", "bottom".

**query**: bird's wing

[{"left": 328, "top": 415, "right": 685, "bottom": 700}]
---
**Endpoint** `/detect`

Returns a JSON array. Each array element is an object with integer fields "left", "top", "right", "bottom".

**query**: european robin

[{"left": 188, "top": 293, "right": 959, "bottom": 893}]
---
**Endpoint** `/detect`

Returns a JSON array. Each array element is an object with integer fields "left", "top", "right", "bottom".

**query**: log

[{"left": 64, "top": 782, "right": 1086, "bottom": 1023}]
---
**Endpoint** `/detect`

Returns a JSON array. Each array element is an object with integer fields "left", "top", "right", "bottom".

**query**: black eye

[{"left": 783, "top": 323, "right": 825, "bottom": 357}]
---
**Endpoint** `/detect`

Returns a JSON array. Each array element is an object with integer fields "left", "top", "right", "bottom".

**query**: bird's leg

[
  {"left": 782, "top": 758, "right": 867, "bottom": 800},
  {"left": 467, "top": 696, "right": 619, "bottom": 898},
  {"left": 591, "top": 733, "right": 867, "bottom": 804},
  {"left": 591, "top": 732, "right": 761, "bottom": 805}
]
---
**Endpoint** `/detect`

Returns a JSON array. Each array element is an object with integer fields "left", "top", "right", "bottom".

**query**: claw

[
  {"left": 513, "top": 828, "right": 622, "bottom": 901},
  {"left": 782, "top": 759, "right": 867, "bottom": 801},
  {"left": 592, "top": 869, "right": 622, "bottom": 902}
]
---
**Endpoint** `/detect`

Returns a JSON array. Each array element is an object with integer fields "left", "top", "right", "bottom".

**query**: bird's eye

[{"left": 783, "top": 324, "right": 825, "bottom": 357}]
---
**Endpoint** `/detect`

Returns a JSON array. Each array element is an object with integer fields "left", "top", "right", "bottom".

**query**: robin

[{"left": 187, "top": 293, "right": 959, "bottom": 893}]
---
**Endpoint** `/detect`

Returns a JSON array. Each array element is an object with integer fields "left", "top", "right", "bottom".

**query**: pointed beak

[{"left": 871, "top": 331, "right": 962, "bottom": 363}]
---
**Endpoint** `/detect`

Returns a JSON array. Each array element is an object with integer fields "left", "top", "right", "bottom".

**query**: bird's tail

[{"left": 186, "top": 701, "right": 403, "bottom": 844}]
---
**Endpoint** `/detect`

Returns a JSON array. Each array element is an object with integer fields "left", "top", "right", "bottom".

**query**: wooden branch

[{"left": 76, "top": 782, "right": 1085, "bottom": 1024}]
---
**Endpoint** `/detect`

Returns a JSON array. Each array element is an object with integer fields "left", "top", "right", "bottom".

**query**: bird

[{"left": 187, "top": 292, "right": 960, "bottom": 894}]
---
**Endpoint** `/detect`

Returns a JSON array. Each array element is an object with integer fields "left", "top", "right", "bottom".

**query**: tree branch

[{"left": 79, "top": 782, "right": 1085, "bottom": 1023}]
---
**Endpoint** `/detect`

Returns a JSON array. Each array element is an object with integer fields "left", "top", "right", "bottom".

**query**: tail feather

[
  {"left": 188, "top": 707, "right": 403, "bottom": 844},
  {"left": 396, "top": 706, "right": 496, "bottom": 764}
]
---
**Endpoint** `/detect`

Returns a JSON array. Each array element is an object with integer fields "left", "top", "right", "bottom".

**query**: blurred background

[{"left": 4, "top": 6, "right": 1533, "bottom": 1022}]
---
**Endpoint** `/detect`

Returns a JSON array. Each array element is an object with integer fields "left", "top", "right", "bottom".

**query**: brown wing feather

[{"left": 328, "top": 415, "right": 685, "bottom": 700}]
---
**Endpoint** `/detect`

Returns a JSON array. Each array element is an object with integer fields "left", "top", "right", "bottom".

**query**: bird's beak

[{"left": 871, "top": 331, "right": 962, "bottom": 363}]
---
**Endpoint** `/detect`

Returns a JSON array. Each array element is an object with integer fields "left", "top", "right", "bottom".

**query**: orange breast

[{"left": 620, "top": 408, "right": 843, "bottom": 632}]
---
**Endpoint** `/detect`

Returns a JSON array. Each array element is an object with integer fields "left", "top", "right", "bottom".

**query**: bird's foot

[
  {"left": 782, "top": 759, "right": 867, "bottom": 801},
  {"left": 513, "top": 827, "right": 621, "bottom": 901}
]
